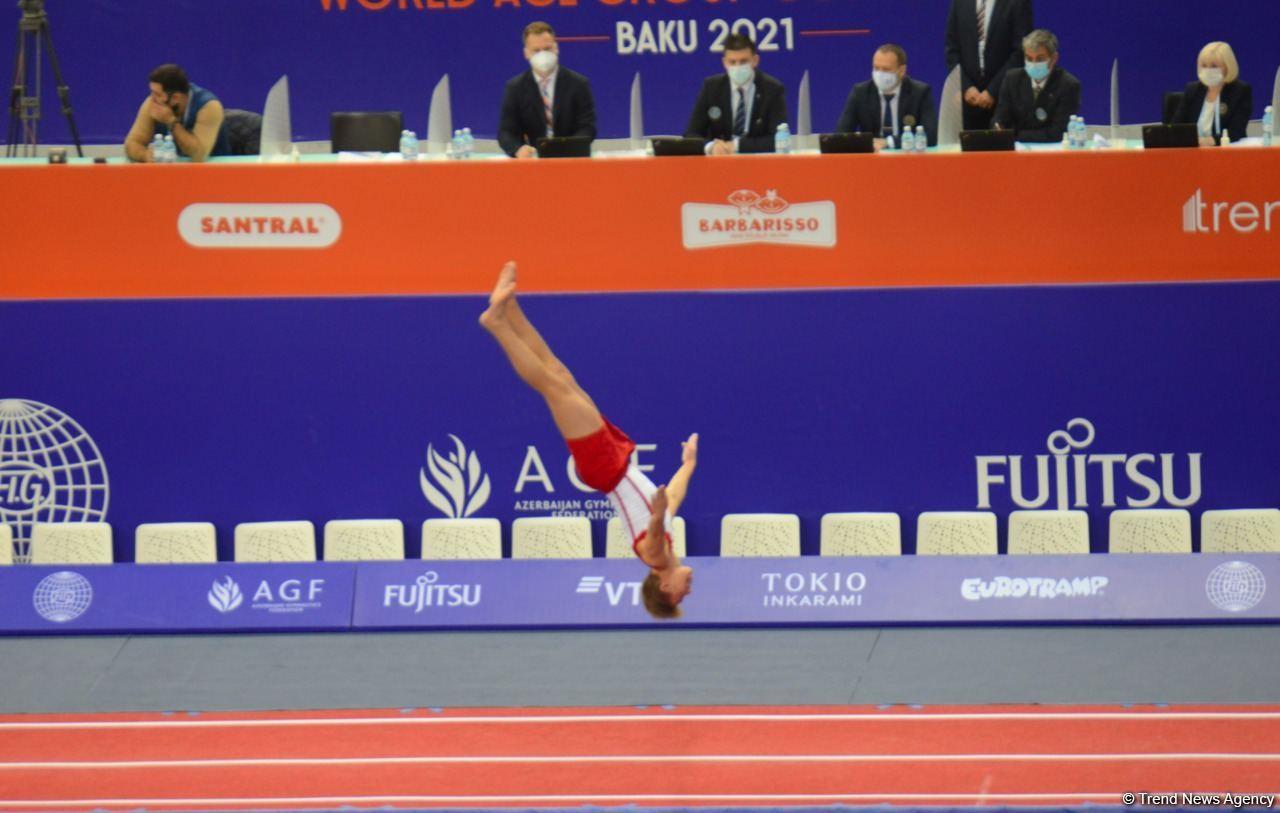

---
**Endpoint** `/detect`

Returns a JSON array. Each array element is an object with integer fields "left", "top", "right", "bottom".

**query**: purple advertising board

[
  {"left": 0, "top": 562, "right": 356, "bottom": 634},
  {"left": 0, "top": 554, "right": 1272, "bottom": 636},
  {"left": 349, "top": 553, "right": 1279, "bottom": 629}
]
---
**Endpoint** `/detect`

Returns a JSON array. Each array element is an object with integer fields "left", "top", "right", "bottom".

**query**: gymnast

[{"left": 479, "top": 261, "right": 696, "bottom": 618}]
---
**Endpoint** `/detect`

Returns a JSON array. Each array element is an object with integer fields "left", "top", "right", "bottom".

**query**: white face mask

[
  {"left": 1198, "top": 68, "right": 1224, "bottom": 88},
  {"left": 872, "top": 70, "right": 900, "bottom": 93},
  {"left": 530, "top": 50, "right": 558, "bottom": 75},
  {"left": 727, "top": 64, "right": 754, "bottom": 87}
]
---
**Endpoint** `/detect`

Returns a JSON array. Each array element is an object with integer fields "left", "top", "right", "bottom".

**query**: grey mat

[{"left": 1, "top": 626, "right": 1276, "bottom": 713}]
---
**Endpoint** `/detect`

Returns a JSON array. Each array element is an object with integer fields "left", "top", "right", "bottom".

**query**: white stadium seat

[
  {"left": 30, "top": 522, "right": 114, "bottom": 565},
  {"left": 1108, "top": 509, "right": 1191, "bottom": 554},
  {"left": 606, "top": 516, "right": 687, "bottom": 559},
  {"left": 323, "top": 519, "right": 405, "bottom": 561},
  {"left": 135, "top": 522, "right": 218, "bottom": 564},
  {"left": 421, "top": 518, "right": 502, "bottom": 560},
  {"left": 720, "top": 514, "right": 801, "bottom": 557},
  {"left": 820, "top": 513, "right": 901, "bottom": 556},
  {"left": 234, "top": 521, "right": 316, "bottom": 562},
  {"left": 1007, "top": 510, "right": 1090, "bottom": 555},
  {"left": 1200, "top": 509, "right": 1280, "bottom": 554},
  {"left": 916, "top": 512, "right": 998, "bottom": 556},
  {"left": 0, "top": 524, "right": 12, "bottom": 566},
  {"left": 512, "top": 517, "right": 592, "bottom": 559}
]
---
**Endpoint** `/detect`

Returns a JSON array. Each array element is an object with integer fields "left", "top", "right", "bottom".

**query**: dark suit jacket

[
  {"left": 992, "top": 66, "right": 1080, "bottom": 142},
  {"left": 1171, "top": 80, "right": 1253, "bottom": 144},
  {"left": 497, "top": 67, "right": 597, "bottom": 156},
  {"left": 683, "top": 71, "right": 788, "bottom": 154},
  {"left": 945, "top": 0, "right": 1034, "bottom": 98},
  {"left": 834, "top": 76, "right": 939, "bottom": 146}
]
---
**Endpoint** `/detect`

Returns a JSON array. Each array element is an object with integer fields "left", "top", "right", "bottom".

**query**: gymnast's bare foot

[{"left": 479, "top": 261, "right": 518, "bottom": 328}]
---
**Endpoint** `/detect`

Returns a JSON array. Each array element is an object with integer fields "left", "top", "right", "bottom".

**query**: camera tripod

[{"left": 6, "top": 0, "right": 82, "bottom": 157}]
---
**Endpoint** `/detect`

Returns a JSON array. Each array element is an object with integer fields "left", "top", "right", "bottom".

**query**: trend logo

[{"left": 1182, "top": 189, "right": 1279, "bottom": 234}]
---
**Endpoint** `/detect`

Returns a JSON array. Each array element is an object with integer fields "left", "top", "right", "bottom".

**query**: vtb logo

[
  {"left": 576, "top": 576, "right": 641, "bottom": 606},
  {"left": 1182, "top": 189, "right": 1279, "bottom": 234}
]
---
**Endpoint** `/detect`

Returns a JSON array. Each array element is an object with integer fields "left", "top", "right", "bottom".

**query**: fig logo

[
  {"left": 683, "top": 188, "right": 836, "bottom": 249},
  {"left": 1182, "top": 189, "right": 1279, "bottom": 234},
  {"left": 420, "top": 435, "right": 491, "bottom": 518},
  {"left": 178, "top": 204, "right": 342, "bottom": 248}
]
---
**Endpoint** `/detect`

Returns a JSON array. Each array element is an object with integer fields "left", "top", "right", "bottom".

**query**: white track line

[
  {"left": 3, "top": 710, "right": 1279, "bottom": 730},
  {"left": 0, "top": 792, "right": 1138, "bottom": 807},
  {"left": 1, "top": 752, "right": 1277, "bottom": 770}
]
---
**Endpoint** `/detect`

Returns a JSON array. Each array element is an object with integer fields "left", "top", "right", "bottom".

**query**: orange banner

[{"left": 3, "top": 149, "right": 1278, "bottom": 300}]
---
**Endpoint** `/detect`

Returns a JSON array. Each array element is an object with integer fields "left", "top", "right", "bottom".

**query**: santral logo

[
  {"left": 178, "top": 204, "right": 342, "bottom": 248},
  {"left": 682, "top": 189, "right": 836, "bottom": 249}
]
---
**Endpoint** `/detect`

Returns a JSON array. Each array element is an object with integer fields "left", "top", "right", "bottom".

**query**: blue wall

[
  {"left": 4, "top": 282, "right": 1279, "bottom": 561},
  {"left": 11, "top": 0, "right": 1280, "bottom": 144}
]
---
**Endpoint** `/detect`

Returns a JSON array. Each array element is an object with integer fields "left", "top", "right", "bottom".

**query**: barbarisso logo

[
  {"left": 178, "top": 204, "right": 342, "bottom": 249},
  {"left": 682, "top": 189, "right": 836, "bottom": 249}
]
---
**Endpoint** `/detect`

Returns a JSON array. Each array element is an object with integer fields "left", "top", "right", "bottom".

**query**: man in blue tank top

[{"left": 124, "top": 64, "right": 231, "bottom": 162}]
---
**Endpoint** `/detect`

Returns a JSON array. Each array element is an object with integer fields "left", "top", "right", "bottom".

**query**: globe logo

[
  {"left": 32, "top": 571, "right": 94, "bottom": 623},
  {"left": 1205, "top": 561, "right": 1267, "bottom": 613},
  {"left": 0, "top": 400, "right": 109, "bottom": 564}
]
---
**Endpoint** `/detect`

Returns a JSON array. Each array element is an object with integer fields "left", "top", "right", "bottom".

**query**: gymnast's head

[{"left": 642, "top": 565, "right": 693, "bottom": 620}]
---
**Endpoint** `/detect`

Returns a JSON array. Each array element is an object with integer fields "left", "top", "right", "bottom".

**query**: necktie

[
  {"left": 538, "top": 76, "right": 554, "bottom": 136},
  {"left": 976, "top": 0, "right": 987, "bottom": 43},
  {"left": 733, "top": 88, "right": 747, "bottom": 136},
  {"left": 883, "top": 94, "right": 896, "bottom": 137}
]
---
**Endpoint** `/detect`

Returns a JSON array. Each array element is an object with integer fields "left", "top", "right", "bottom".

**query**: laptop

[
  {"left": 1142, "top": 123, "right": 1200, "bottom": 149},
  {"left": 959, "top": 129, "right": 1017, "bottom": 152},
  {"left": 651, "top": 137, "right": 707, "bottom": 157},
  {"left": 535, "top": 136, "right": 592, "bottom": 158},
  {"left": 819, "top": 133, "right": 876, "bottom": 154}
]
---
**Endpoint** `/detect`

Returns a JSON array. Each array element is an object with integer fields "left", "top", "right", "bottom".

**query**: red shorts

[{"left": 565, "top": 417, "right": 636, "bottom": 493}]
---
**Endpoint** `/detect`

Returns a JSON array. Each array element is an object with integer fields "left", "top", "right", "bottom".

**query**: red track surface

[{"left": 0, "top": 705, "right": 1278, "bottom": 810}]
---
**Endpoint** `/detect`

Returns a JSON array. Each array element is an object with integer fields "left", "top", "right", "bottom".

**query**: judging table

[{"left": 3, "top": 144, "right": 1278, "bottom": 301}]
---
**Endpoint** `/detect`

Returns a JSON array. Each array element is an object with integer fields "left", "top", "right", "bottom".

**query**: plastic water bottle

[
  {"left": 462, "top": 127, "right": 474, "bottom": 159},
  {"left": 885, "top": 134, "right": 895, "bottom": 151},
  {"left": 1263, "top": 106, "right": 1274, "bottom": 147},
  {"left": 162, "top": 135, "right": 176, "bottom": 163},
  {"left": 450, "top": 129, "right": 463, "bottom": 160},
  {"left": 914, "top": 125, "right": 927, "bottom": 153},
  {"left": 399, "top": 129, "right": 419, "bottom": 160},
  {"left": 774, "top": 123, "right": 791, "bottom": 155},
  {"left": 1075, "top": 116, "right": 1088, "bottom": 149},
  {"left": 149, "top": 133, "right": 163, "bottom": 162},
  {"left": 901, "top": 127, "right": 915, "bottom": 152}
]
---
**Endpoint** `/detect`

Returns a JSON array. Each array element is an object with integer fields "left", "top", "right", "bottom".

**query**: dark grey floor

[{"left": 1, "top": 626, "right": 1277, "bottom": 713}]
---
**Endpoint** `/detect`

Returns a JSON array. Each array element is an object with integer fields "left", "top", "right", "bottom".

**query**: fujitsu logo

[
  {"left": 1182, "top": 189, "right": 1279, "bottom": 234},
  {"left": 178, "top": 204, "right": 341, "bottom": 248},
  {"left": 682, "top": 189, "right": 836, "bottom": 249},
  {"left": 976, "top": 418, "right": 1202, "bottom": 510}
]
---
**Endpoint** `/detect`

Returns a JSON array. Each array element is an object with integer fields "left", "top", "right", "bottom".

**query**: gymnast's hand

[{"left": 682, "top": 433, "right": 699, "bottom": 466}]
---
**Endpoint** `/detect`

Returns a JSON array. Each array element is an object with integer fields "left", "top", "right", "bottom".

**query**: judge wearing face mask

[
  {"left": 498, "top": 21, "right": 597, "bottom": 159},
  {"left": 1171, "top": 42, "right": 1252, "bottom": 146},
  {"left": 834, "top": 44, "right": 938, "bottom": 149},
  {"left": 684, "top": 33, "right": 788, "bottom": 155},
  {"left": 992, "top": 29, "right": 1080, "bottom": 143}
]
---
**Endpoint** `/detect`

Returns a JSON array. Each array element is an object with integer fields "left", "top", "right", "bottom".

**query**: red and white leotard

[{"left": 564, "top": 417, "right": 671, "bottom": 566}]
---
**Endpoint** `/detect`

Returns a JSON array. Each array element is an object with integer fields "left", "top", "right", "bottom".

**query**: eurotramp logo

[{"left": 1182, "top": 189, "right": 1279, "bottom": 234}]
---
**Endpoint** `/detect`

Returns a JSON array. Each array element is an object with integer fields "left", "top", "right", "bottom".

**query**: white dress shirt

[
  {"left": 878, "top": 86, "right": 902, "bottom": 136},
  {"left": 535, "top": 68, "right": 558, "bottom": 136},
  {"left": 977, "top": 0, "right": 998, "bottom": 72},
  {"left": 705, "top": 78, "right": 755, "bottom": 153},
  {"left": 1197, "top": 97, "right": 1221, "bottom": 137}
]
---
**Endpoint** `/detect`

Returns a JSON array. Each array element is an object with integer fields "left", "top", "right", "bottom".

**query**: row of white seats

[{"left": 4, "top": 508, "right": 1278, "bottom": 566}]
